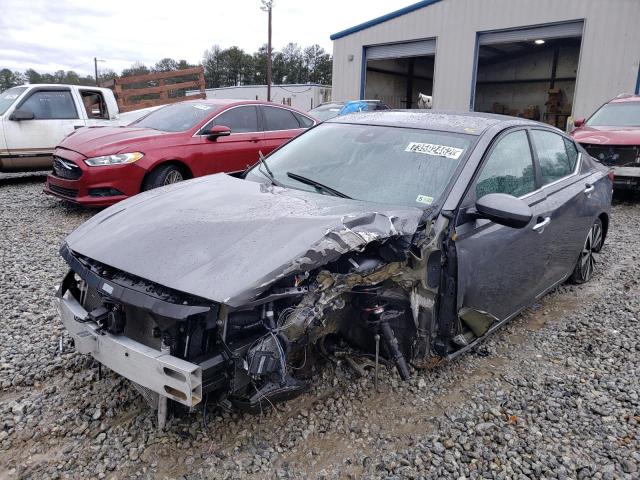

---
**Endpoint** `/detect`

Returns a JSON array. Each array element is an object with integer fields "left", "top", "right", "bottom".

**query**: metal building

[
  {"left": 331, "top": 0, "right": 640, "bottom": 128},
  {"left": 196, "top": 84, "right": 332, "bottom": 112}
]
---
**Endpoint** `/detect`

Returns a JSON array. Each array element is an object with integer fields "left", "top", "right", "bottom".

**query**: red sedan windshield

[
  {"left": 131, "top": 103, "right": 215, "bottom": 132},
  {"left": 586, "top": 103, "right": 640, "bottom": 127}
]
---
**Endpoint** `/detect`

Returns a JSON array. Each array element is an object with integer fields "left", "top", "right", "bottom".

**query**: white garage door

[
  {"left": 479, "top": 21, "right": 584, "bottom": 45},
  {"left": 366, "top": 39, "right": 436, "bottom": 60}
]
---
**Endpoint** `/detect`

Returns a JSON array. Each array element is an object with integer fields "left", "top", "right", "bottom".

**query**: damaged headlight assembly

[{"left": 84, "top": 152, "right": 144, "bottom": 166}]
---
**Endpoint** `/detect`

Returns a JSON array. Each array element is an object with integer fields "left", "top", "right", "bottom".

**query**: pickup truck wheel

[
  {"left": 142, "top": 164, "right": 184, "bottom": 191},
  {"left": 569, "top": 218, "right": 603, "bottom": 285}
]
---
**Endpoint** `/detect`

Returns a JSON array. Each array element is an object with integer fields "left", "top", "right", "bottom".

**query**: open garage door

[
  {"left": 473, "top": 21, "right": 584, "bottom": 130},
  {"left": 363, "top": 39, "right": 436, "bottom": 109}
]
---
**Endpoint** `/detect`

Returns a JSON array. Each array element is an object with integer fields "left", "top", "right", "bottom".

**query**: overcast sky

[{"left": 1, "top": 0, "right": 417, "bottom": 76}]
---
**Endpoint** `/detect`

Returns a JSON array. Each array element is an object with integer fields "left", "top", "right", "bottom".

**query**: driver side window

[
  {"left": 20, "top": 90, "right": 78, "bottom": 119},
  {"left": 475, "top": 130, "right": 536, "bottom": 199}
]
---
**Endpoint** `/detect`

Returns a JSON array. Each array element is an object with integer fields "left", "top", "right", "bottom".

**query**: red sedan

[
  {"left": 45, "top": 99, "right": 316, "bottom": 207},
  {"left": 571, "top": 94, "right": 640, "bottom": 191}
]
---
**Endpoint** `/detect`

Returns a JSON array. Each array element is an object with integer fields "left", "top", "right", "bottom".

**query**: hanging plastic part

[
  {"left": 374, "top": 333, "right": 380, "bottom": 392},
  {"left": 157, "top": 339, "right": 170, "bottom": 431}
]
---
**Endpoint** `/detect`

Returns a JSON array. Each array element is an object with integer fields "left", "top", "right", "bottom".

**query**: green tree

[
  {"left": 303, "top": 44, "right": 332, "bottom": 84},
  {"left": 279, "top": 43, "right": 304, "bottom": 83},
  {"left": 98, "top": 68, "right": 118, "bottom": 84},
  {"left": 121, "top": 62, "right": 150, "bottom": 77},
  {"left": 271, "top": 51, "right": 286, "bottom": 84},
  {"left": 176, "top": 59, "right": 194, "bottom": 70},
  {"left": 154, "top": 58, "right": 179, "bottom": 72},
  {"left": 64, "top": 70, "right": 80, "bottom": 84},
  {"left": 219, "top": 46, "right": 253, "bottom": 86},
  {"left": 251, "top": 44, "right": 268, "bottom": 85},
  {"left": 24, "top": 68, "right": 42, "bottom": 84},
  {"left": 203, "top": 45, "right": 224, "bottom": 88},
  {"left": 53, "top": 70, "right": 66, "bottom": 83},
  {"left": 0, "top": 69, "right": 25, "bottom": 91}
]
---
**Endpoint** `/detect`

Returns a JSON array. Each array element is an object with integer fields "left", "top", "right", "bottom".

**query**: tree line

[{"left": 0, "top": 43, "right": 332, "bottom": 93}]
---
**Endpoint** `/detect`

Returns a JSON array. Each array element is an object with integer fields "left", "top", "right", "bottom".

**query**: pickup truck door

[
  {"left": 4, "top": 87, "right": 86, "bottom": 169},
  {"left": 75, "top": 88, "right": 117, "bottom": 127}
]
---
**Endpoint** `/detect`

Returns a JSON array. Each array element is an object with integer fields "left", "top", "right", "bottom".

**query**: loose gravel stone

[{"left": 1, "top": 173, "right": 639, "bottom": 479}]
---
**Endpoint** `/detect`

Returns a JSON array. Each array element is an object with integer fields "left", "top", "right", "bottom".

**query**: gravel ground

[{"left": 0, "top": 173, "right": 638, "bottom": 480}]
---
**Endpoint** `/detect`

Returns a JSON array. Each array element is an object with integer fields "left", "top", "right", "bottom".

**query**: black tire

[
  {"left": 142, "top": 164, "right": 185, "bottom": 191},
  {"left": 569, "top": 217, "right": 603, "bottom": 284}
]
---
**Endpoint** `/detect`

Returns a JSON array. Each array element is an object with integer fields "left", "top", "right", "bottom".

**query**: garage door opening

[
  {"left": 473, "top": 22, "right": 583, "bottom": 130},
  {"left": 363, "top": 39, "right": 436, "bottom": 109}
]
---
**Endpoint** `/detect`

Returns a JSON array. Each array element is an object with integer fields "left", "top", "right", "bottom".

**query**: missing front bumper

[{"left": 56, "top": 292, "right": 203, "bottom": 407}]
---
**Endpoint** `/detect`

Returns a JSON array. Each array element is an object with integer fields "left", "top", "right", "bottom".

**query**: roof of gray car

[{"left": 329, "top": 110, "right": 539, "bottom": 135}]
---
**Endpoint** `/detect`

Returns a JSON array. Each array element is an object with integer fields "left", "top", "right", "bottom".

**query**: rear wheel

[
  {"left": 142, "top": 164, "right": 185, "bottom": 191},
  {"left": 569, "top": 218, "right": 603, "bottom": 284}
]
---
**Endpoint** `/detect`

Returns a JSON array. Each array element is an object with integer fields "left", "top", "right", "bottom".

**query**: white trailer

[{"left": 196, "top": 84, "right": 332, "bottom": 112}]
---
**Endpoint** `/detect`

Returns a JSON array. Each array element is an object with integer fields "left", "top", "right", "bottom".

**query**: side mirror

[
  {"left": 202, "top": 125, "right": 231, "bottom": 140},
  {"left": 475, "top": 193, "right": 532, "bottom": 229},
  {"left": 573, "top": 118, "right": 585, "bottom": 128},
  {"left": 10, "top": 109, "right": 35, "bottom": 121}
]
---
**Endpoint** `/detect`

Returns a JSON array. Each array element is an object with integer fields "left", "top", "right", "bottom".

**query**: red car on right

[{"left": 572, "top": 93, "right": 640, "bottom": 190}]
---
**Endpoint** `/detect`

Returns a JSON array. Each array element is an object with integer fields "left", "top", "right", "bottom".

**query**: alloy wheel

[
  {"left": 591, "top": 221, "right": 603, "bottom": 253},
  {"left": 576, "top": 224, "right": 599, "bottom": 282},
  {"left": 164, "top": 170, "right": 184, "bottom": 185}
]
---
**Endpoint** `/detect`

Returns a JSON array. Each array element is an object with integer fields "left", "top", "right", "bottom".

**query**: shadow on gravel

[
  {"left": 613, "top": 189, "right": 640, "bottom": 205},
  {"left": 0, "top": 172, "right": 48, "bottom": 186}
]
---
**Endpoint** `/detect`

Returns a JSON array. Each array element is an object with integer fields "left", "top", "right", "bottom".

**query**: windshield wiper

[
  {"left": 258, "top": 150, "right": 282, "bottom": 186},
  {"left": 286, "top": 172, "right": 351, "bottom": 199}
]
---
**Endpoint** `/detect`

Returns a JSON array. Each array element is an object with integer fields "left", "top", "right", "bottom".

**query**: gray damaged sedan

[{"left": 56, "top": 111, "right": 612, "bottom": 427}]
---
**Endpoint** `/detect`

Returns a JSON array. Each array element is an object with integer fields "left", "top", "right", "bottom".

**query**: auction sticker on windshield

[
  {"left": 405, "top": 142, "right": 464, "bottom": 160},
  {"left": 416, "top": 195, "right": 434, "bottom": 205},
  {"left": 193, "top": 104, "right": 211, "bottom": 110}
]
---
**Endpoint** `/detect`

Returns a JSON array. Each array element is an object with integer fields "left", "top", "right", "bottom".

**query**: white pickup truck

[{"left": 0, "top": 84, "right": 155, "bottom": 173}]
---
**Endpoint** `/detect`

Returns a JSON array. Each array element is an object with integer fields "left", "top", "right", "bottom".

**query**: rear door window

[
  {"left": 531, "top": 130, "right": 575, "bottom": 185},
  {"left": 262, "top": 106, "right": 301, "bottom": 131},
  {"left": 475, "top": 130, "right": 536, "bottom": 199},
  {"left": 20, "top": 90, "right": 78, "bottom": 119},
  {"left": 293, "top": 112, "right": 314, "bottom": 128},
  {"left": 80, "top": 90, "right": 109, "bottom": 119},
  {"left": 563, "top": 137, "right": 579, "bottom": 171},
  {"left": 212, "top": 106, "right": 258, "bottom": 133}
]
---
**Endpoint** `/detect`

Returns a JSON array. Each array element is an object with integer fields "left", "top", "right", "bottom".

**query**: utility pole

[
  {"left": 261, "top": 1, "right": 273, "bottom": 102},
  {"left": 94, "top": 57, "right": 105, "bottom": 86}
]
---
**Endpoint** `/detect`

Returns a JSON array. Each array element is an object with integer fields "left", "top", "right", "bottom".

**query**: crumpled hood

[
  {"left": 58, "top": 126, "right": 172, "bottom": 157},
  {"left": 65, "top": 174, "right": 423, "bottom": 307},
  {"left": 572, "top": 126, "right": 640, "bottom": 146}
]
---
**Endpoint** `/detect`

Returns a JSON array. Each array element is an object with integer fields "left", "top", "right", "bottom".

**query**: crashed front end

[{"left": 56, "top": 204, "right": 448, "bottom": 423}]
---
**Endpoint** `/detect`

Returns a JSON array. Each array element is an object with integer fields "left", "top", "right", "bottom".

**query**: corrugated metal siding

[
  {"left": 478, "top": 21, "right": 584, "bottom": 45},
  {"left": 366, "top": 39, "right": 436, "bottom": 60},
  {"left": 331, "top": 0, "right": 640, "bottom": 119}
]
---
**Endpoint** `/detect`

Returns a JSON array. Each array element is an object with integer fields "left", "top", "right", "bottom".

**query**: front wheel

[
  {"left": 142, "top": 164, "right": 185, "bottom": 191},
  {"left": 569, "top": 218, "right": 603, "bottom": 284}
]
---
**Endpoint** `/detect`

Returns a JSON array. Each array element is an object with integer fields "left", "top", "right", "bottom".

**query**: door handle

[
  {"left": 583, "top": 184, "right": 595, "bottom": 195},
  {"left": 532, "top": 216, "right": 551, "bottom": 233},
  {"left": 249, "top": 137, "right": 260, "bottom": 143}
]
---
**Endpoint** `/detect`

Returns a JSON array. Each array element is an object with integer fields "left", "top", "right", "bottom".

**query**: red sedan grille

[
  {"left": 52, "top": 156, "right": 82, "bottom": 180},
  {"left": 49, "top": 184, "right": 79, "bottom": 198},
  {"left": 584, "top": 145, "right": 640, "bottom": 167}
]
